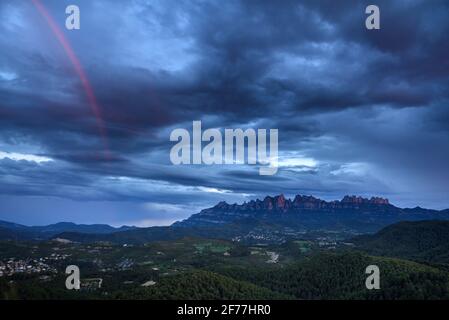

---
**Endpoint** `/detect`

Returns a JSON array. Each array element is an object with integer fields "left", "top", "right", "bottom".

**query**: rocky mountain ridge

[{"left": 211, "top": 194, "right": 391, "bottom": 213}]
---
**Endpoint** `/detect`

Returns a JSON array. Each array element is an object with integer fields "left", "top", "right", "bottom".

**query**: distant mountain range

[
  {"left": 1, "top": 194, "right": 449, "bottom": 243},
  {"left": 174, "top": 194, "right": 449, "bottom": 232},
  {"left": 0, "top": 220, "right": 136, "bottom": 241}
]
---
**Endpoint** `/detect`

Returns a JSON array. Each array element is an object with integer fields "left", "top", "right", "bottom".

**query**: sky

[{"left": 0, "top": 0, "right": 448, "bottom": 226}]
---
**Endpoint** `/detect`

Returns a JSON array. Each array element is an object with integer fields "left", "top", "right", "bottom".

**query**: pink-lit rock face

[{"left": 208, "top": 194, "right": 391, "bottom": 214}]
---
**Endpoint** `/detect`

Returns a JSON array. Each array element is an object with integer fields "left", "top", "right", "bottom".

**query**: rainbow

[{"left": 31, "top": 0, "right": 110, "bottom": 158}]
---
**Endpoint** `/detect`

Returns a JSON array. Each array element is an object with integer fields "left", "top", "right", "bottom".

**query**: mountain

[
  {"left": 353, "top": 220, "right": 449, "bottom": 264},
  {"left": 174, "top": 194, "right": 449, "bottom": 233},
  {"left": 53, "top": 223, "right": 252, "bottom": 244},
  {"left": 0, "top": 226, "right": 28, "bottom": 241},
  {"left": 0, "top": 220, "right": 29, "bottom": 230},
  {"left": 3, "top": 194, "right": 448, "bottom": 244},
  {"left": 0, "top": 220, "right": 137, "bottom": 241},
  {"left": 44, "top": 194, "right": 449, "bottom": 245},
  {"left": 27, "top": 222, "right": 136, "bottom": 234}
]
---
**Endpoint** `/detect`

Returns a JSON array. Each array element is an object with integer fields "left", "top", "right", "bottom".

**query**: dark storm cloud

[{"left": 0, "top": 0, "right": 448, "bottom": 225}]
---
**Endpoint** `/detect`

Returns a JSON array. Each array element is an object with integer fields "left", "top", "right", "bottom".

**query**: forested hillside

[
  {"left": 353, "top": 221, "right": 449, "bottom": 264},
  {"left": 211, "top": 252, "right": 449, "bottom": 299}
]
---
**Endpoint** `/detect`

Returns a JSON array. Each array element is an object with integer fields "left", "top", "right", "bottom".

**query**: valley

[
  {"left": 2, "top": 194, "right": 449, "bottom": 300},
  {"left": 1, "top": 221, "right": 449, "bottom": 300}
]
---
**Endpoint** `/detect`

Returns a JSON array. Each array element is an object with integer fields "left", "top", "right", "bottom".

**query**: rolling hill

[
  {"left": 210, "top": 251, "right": 449, "bottom": 299},
  {"left": 110, "top": 270, "right": 291, "bottom": 300},
  {"left": 0, "top": 220, "right": 137, "bottom": 241},
  {"left": 352, "top": 220, "right": 449, "bottom": 264}
]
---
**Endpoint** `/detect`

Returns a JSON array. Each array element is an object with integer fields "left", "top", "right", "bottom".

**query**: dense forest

[
  {"left": 211, "top": 252, "right": 449, "bottom": 299},
  {"left": 353, "top": 221, "right": 449, "bottom": 264},
  {"left": 110, "top": 270, "right": 291, "bottom": 300}
]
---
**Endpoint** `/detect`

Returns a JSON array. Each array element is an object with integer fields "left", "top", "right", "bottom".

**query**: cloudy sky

[{"left": 0, "top": 0, "right": 448, "bottom": 226}]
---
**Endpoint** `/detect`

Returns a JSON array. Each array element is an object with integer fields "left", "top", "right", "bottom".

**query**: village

[{"left": 0, "top": 253, "right": 69, "bottom": 277}]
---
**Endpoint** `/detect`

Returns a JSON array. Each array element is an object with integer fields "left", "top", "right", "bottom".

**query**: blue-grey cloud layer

[{"left": 0, "top": 0, "right": 448, "bottom": 225}]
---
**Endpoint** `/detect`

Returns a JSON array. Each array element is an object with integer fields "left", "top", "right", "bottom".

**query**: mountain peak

[
  {"left": 341, "top": 195, "right": 389, "bottom": 205},
  {"left": 274, "top": 194, "right": 286, "bottom": 208},
  {"left": 210, "top": 194, "right": 391, "bottom": 214},
  {"left": 215, "top": 201, "right": 229, "bottom": 209}
]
